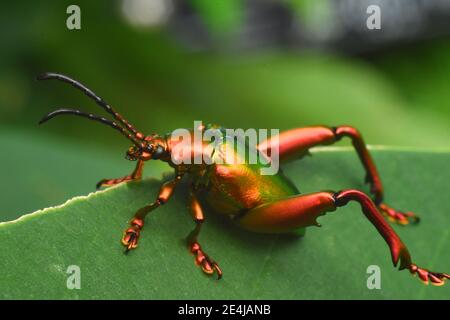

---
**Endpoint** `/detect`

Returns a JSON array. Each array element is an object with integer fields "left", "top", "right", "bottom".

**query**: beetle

[{"left": 37, "top": 72, "right": 449, "bottom": 285}]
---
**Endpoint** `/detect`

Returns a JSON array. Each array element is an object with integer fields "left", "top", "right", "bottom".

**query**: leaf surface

[{"left": 1, "top": 147, "right": 449, "bottom": 299}]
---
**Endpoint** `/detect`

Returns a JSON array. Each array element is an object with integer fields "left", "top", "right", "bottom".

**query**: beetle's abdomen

[
  {"left": 190, "top": 126, "right": 299, "bottom": 217},
  {"left": 205, "top": 163, "right": 298, "bottom": 217}
]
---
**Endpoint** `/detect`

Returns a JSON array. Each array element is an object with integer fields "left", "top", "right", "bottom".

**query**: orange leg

[
  {"left": 258, "top": 126, "right": 419, "bottom": 225},
  {"left": 122, "top": 174, "right": 182, "bottom": 252},
  {"left": 96, "top": 160, "right": 145, "bottom": 189},
  {"left": 186, "top": 190, "right": 222, "bottom": 279},
  {"left": 236, "top": 189, "right": 449, "bottom": 286}
]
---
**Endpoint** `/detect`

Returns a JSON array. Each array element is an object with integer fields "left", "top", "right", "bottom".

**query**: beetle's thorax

[{"left": 164, "top": 129, "right": 208, "bottom": 163}]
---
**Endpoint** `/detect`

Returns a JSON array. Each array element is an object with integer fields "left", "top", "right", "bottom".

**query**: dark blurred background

[{"left": 1, "top": 0, "right": 450, "bottom": 220}]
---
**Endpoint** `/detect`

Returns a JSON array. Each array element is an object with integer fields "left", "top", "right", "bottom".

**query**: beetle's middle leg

[
  {"left": 186, "top": 190, "right": 222, "bottom": 279},
  {"left": 121, "top": 174, "right": 182, "bottom": 252},
  {"left": 258, "top": 126, "right": 419, "bottom": 225}
]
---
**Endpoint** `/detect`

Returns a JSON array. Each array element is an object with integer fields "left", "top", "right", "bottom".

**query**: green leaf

[
  {"left": 0, "top": 127, "right": 169, "bottom": 222},
  {"left": 1, "top": 147, "right": 449, "bottom": 299}
]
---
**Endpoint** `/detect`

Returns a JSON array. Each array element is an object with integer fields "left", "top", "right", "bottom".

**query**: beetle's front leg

[
  {"left": 121, "top": 174, "right": 183, "bottom": 252},
  {"left": 186, "top": 190, "right": 222, "bottom": 279},
  {"left": 236, "top": 190, "right": 449, "bottom": 286},
  {"left": 96, "top": 160, "right": 144, "bottom": 190},
  {"left": 258, "top": 126, "right": 419, "bottom": 225}
]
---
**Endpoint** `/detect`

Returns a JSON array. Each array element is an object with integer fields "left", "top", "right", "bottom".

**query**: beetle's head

[
  {"left": 125, "top": 135, "right": 168, "bottom": 162},
  {"left": 37, "top": 72, "right": 169, "bottom": 163},
  {"left": 125, "top": 145, "right": 142, "bottom": 161}
]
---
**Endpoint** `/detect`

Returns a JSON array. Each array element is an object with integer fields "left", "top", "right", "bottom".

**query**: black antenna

[
  {"left": 39, "top": 108, "right": 144, "bottom": 147},
  {"left": 37, "top": 72, "right": 140, "bottom": 136}
]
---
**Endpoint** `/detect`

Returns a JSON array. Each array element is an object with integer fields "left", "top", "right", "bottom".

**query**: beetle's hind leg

[
  {"left": 236, "top": 190, "right": 448, "bottom": 286},
  {"left": 258, "top": 126, "right": 419, "bottom": 225},
  {"left": 186, "top": 190, "right": 222, "bottom": 279}
]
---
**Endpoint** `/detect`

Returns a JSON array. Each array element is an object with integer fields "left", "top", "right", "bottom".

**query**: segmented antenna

[
  {"left": 39, "top": 108, "right": 144, "bottom": 147},
  {"left": 37, "top": 72, "right": 140, "bottom": 136}
]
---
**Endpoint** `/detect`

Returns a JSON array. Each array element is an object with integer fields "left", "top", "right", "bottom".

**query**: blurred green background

[{"left": 1, "top": 0, "right": 450, "bottom": 220}]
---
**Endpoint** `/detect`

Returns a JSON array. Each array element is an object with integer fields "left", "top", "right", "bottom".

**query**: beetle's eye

[
  {"left": 152, "top": 145, "right": 164, "bottom": 159},
  {"left": 145, "top": 144, "right": 154, "bottom": 153}
]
